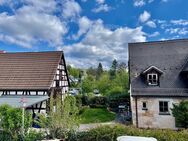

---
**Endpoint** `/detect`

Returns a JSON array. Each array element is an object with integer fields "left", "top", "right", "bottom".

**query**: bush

[
  {"left": 0, "top": 130, "right": 12, "bottom": 141},
  {"left": 108, "top": 94, "right": 130, "bottom": 111},
  {"left": 171, "top": 100, "right": 188, "bottom": 128},
  {"left": 38, "top": 95, "right": 79, "bottom": 140},
  {"left": 0, "top": 104, "right": 32, "bottom": 140},
  {"left": 107, "top": 86, "right": 123, "bottom": 96},
  {"left": 67, "top": 124, "right": 188, "bottom": 141},
  {"left": 89, "top": 104, "right": 106, "bottom": 108},
  {"left": 23, "top": 130, "right": 45, "bottom": 141},
  {"left": 89, "top": 96, "right": 107, "bottom": 106}
]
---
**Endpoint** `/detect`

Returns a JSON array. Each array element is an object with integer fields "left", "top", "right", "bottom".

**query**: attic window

[{"left": 147, "top": 73, "right": 158, "bottom": 86}]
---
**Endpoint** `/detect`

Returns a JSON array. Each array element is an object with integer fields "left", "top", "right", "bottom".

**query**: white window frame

[
  {"left": 159, "top": 101, "right": 170, "bottom": 115},
  {"left": 147, "top": 73, "right": 158, "bottom": 86}
]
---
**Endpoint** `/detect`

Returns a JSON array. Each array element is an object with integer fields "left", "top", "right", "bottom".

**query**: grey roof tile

[{"left": 129, "top": 39, "right": 188, "bottom": 97}]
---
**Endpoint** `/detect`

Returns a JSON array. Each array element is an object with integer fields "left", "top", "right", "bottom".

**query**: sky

[{"left": 0, "top": 0, "right": 188, "bottom": 69}]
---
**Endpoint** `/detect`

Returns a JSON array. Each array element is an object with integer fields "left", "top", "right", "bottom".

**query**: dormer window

[
  {"left": 147, "top": 73, "right": 158, "bottom": 86},
  {"left": 142, "top": 66, "right": 163, "bottom": 86}
]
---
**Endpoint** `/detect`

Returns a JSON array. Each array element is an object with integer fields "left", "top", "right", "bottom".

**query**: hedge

[{"left": 67, "top": 124, "right": 188, "bottom": 141}]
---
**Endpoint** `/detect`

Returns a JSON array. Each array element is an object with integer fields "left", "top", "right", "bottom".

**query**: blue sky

[{"left": 0, "top": 0, "right": 188, "bottom": 68}]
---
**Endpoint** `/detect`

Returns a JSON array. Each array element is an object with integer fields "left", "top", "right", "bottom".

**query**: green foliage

[
  {"left": 89, "top": 96, "right": 108, "bottom": 107},
  {"left": 23, "top": 130, "right": 45, "bottom": 141},
  {"left": 0, "top": 104, "right": 32, "bottom": 140},
  {"left": 107, "top": 86, "right": 123, "bottom": 96},
  {"left": 109, "top": 59, "right": 118, "bottom": 80},
  {"left": 171, "top": 101, "right": 188, "bottom": 128},
  {"left": 108, "top": 94, "right": 130, "bottom": 109},
  {"left": 97, "top": 74, "right": 112, "bottom": 94},
  {"left": 96, "top": 63, "right": 103, "bottom": 80},
  {"left": 70, "top": 61, "right": 129, "bottom": 97},
  {"left": 67, "top": 65, "right": 80, "bottom": 78},
  {"left": 87, "top": 67, "right": 97, "bottom": 76},
  {"left": 38, "top": 95, "right": 79, "bottom": 140},
  {"left": 67, "top": 124, "right": 188, "bottom": 141},
  {"left": 82, "top": 75, "right": 96, "bottom": 93},
  {"left": 79, "top": 108, "right": 116, "bottom": 124}
]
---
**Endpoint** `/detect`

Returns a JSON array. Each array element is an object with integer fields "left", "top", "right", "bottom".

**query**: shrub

[
  {"left": 89, "top": 96, "right": 107, "bottom": 106},
  {"left": 108, "top": 94, "right": 130, "bottom": 111},
  {"left": 0, "top": 104, "right": 32, "bottom": 140},
  {"left": 23, "top": 130, "right": 45, "bottom": 141},
  {"left": 67, "top": 124, "right": 188, "bottom": 141},
  {"left": 171, "top": 100, "right": 188, "bottom": 128},
  {"left": 38, "top": 95, "right": 79, "bottom": 140}
]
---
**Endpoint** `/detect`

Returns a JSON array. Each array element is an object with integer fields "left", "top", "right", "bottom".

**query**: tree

[
  {"left": 171, "top": 101, "right": 188, "bottom": 128},
  {"left": 67, "top": 65, "right": 80, "bottom": 78},
  {"left": 97, "top": 74, "right": 112, "bottom": 95},
  {"left": 87, "top": 67, "right": 97, "bottom": 76},
  {"left": 96, "top": 62, "right": 103, "bottom": 80},
  {"left": 39, "top": 95, "right": 79, "bottom": 139},
  {"left": 0, "top": 104, "right": 32, "bottom": 140},
  {"left": 82, "top": 75, "right": 95, "bottom": 94},
  {"left": 109, "top": 59, "right": 118, "bottom": 80}
]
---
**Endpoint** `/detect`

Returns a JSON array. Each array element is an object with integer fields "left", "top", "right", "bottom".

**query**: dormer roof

[{"left": 142, "top": 66, "right": 164, "bottom": 75}]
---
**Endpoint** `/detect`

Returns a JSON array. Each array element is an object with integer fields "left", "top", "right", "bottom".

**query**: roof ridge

[
  {"left": 128, "top": 38, "right": 188, "bottom": 45},
  {"left": 1, "top": 51, "right": 63, "bottom": 54}
]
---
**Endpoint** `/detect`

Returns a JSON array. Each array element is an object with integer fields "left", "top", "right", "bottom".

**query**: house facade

[
  {"left": 129, "top": 39, "right": 188, "bottom": 129},
  {"left": 0, "top": 51, "right": 69, "bottom": 115}
]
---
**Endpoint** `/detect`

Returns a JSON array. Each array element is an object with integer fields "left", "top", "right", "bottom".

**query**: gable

[{"left": 142, "top": 66, "right": 163, "bottom": 75}]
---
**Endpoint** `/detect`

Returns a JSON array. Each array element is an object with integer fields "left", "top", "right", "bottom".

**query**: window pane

[
  {"left": 147, "top": 73, "right": 158, "bottom": 85},
  {"left": 148, "top": 74, "right": 151, "bottom": 79},
  {"left": 164, "top": 102, "right": 168, "bottom": 107},
  {"left": 143, "top": 102, "right": 146, "bottom": 108},
  {"left": 159, "top": 101, "right": 169, "bottom": 113},
  {"left": 153, "top": 75, "right": 156, "bottom": 79},
  {"left": 164, "top": 106, "right": 168, "bottom": 112}
]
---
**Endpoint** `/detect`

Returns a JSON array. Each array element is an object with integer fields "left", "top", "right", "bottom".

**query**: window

[
  {"left": 159, "top": 101, "right": 170, "bottom": 114},
  {"left": 147, "top": 73, "right": 158, "bottom": 85},
  {"left": 56, "top": 80, "right": 59, "bottom": 87},
  {"left": 142, "top": 102, "right": 147, "bottom": 110}
]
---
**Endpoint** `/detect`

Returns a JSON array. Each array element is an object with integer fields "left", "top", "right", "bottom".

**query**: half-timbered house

[{"left": 0, "top": 51, "right": 69, "bottom": 115}]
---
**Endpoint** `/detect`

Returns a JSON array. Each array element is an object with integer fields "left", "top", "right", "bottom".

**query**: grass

[{"left": 79, "top": 107, "right": 116, "bottom": 124}]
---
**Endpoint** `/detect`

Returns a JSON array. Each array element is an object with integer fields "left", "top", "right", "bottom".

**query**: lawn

[{"left": 79, "top": 107, "right": 116, "bottom": 124}]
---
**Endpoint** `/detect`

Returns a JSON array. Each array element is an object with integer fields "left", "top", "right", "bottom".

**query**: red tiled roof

[{"left": 0, "top": 51, "right": 62, "bottom": 90}]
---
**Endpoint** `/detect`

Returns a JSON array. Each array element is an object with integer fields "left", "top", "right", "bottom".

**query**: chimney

[{"left": 0, "top": 50, "right": 6, "bottom": 53}]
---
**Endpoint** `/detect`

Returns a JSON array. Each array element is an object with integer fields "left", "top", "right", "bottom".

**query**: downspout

[{"left": 135, "top": 96, "right": 138, "bottom": 128}]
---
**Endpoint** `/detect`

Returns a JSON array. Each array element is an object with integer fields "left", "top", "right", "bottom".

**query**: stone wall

[{"left": 131, "top": 97, "right": 185, "bottom": 129}]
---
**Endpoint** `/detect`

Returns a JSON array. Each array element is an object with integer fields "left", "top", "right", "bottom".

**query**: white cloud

[
  {"left": 62, "top": 18, "right": 146, "bottom": 68},
  {"left": 72, "top": 16, "right": 92, "bottom": 39},
  {"left": 170, "top": 19, "right": 188, "bottom": 26},
  {"left": 25, "top": 0, "right": 57, "bottom": 13},
  {"left": 148, "top": 31, "right": 160, "bottom": 37},
  {"left": 96, "top": 0, "right": 105, "bottom": 4},
  {"left": 133, "top": 0, "right": 154, "bottom": 7},
  {"left": 134, "top": 0, "right": 145, "bottom": 7},
  {"left": 165, "top": 28, "right": 188, "bottom": 35},
  {"left": 146, "top": 20, "right": 156, "bottom": 28},
  {"left": 0, "top": 1, "right": 67, "bottom": 48},
  {"left": 92, "top": 4, "right": 111, "bottom": 13},
  {"left": 139, "top": 11, "right": 151, "bottom": 23},
  {"left": 62, "top": 0, "right": 81, "bottom": 19}
]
